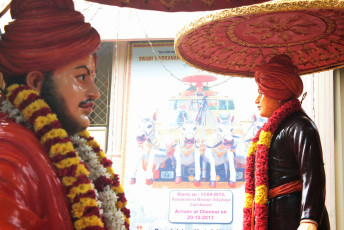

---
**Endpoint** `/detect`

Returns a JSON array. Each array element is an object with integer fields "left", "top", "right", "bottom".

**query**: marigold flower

[
  {"left": 22, "top": 99, "right": 47, "bottom": 119},
  {"left": 74, "top": 215, "right": 104, "bottom": 230},
  {"left": 72, "top": 198, "right": 98, "bottom": 218},
  {"left": 50, "top": 142, "right": 75, "bottom": 158},
  {"left": 67, "top": 184, "right": 93, "bottom": 201},
  {"left": 244, "top": 193, "right": 254, "bottom": 208},
  {"left": 6, "top": 84, "right": 19, "bottom": 98},
  {"left": 55, "top": 156, "right": 79, "bottom": 169},
  {"left": 258, "top": 130, "right": 273, "bottom": 148},
  {"left": 78, "top": 130, "right": 90, "bottom": 138},
  {"left": 255, "top": 184, "right": 268, "bottom": 205},
  {"left": 62, "top": 176, "right": 77, "bottom": 186},
  {"left": 87, "top": 140, "right": 98, "bottom": 149},
  {"left": 13, "top": 89, "right": 38, "bottom": 107},
  {"left": 113, "top": 185, "right": 124, "bottom": 194},
  {"left": 41, "top": 128, "right": 68, "bottom": 144},
  {"left": 75, "top": 164, "right": 90, "bottom": 177},
  {"left": 34, "top": 113, "right": 58, "bottom": 131},
  {"left": 107, "top": 167, "right": 115, "bottom": 176},
  {"left": 247, "top": 142, "right": 257, "bottom": 157},
  {"left": 99, "top": 151, "right": 106, "bottom": 159}
]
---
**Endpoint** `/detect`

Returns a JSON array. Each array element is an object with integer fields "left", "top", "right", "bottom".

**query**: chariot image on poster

[{"left": 123, "top": 41, "right": 263, "bottom": 230}]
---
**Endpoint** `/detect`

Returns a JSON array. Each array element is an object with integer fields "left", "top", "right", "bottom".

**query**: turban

[
  {"left": 255, "top": 54, "right": 303, "bottom": 101},
  {"left": 0, "top": 0, "right": 100, "bottom": 76}
]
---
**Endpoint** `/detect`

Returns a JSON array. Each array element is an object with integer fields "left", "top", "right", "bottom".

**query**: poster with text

[{"left": 123, "top": 41, "right": 266, "bottom": 230}]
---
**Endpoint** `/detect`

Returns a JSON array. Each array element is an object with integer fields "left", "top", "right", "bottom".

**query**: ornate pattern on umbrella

[
  {"left": 85, "top": 0, "right": 272, "bottom": 12},
  {"left": 175, "top": 0, "right": 344, "bottom": 77}
]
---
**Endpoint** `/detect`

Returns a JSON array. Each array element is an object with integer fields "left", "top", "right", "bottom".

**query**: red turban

[
  {"left": 255, "top": 54, "right": 303, "bottom": 101},
  {"left": 0, "top": 0, "right": 100, "bottom": 76}
]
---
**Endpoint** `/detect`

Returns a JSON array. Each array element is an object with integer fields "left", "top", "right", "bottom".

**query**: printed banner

[
  {"left": 123, "top": 41, "right": 265, "bottom": 230},
  {"left": 169, "top": 190, "right": 233, "bottom": 224}
]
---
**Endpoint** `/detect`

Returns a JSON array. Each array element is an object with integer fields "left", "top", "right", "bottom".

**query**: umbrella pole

[{"left": 0, "top": 3, "right": 10, "bottom": 19}]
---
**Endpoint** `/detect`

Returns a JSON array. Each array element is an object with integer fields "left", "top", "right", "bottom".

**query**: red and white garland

[
  {"left": 1, "top": 84, "right": 130, "bottom": 230},
  {"left": 243, "top": 98, "right": 301, "bottom": 230}
]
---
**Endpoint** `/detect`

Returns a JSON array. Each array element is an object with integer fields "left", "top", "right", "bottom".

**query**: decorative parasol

[
  {"left": 175, "top": 0, "right": 344, "bottom": 77},
  {"left": 85, "top": 0, "right": 272, "bottom": 12},
  {"left": 182, "top": 74, "right": 217, "bottom": 87},
  {"left": 180, "top": 75, "right": 217, "bottom": 96}
]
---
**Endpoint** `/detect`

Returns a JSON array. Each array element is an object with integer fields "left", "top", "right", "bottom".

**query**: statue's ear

[{"left": 26, "top": 71, "right": 45, "bottom": 92}]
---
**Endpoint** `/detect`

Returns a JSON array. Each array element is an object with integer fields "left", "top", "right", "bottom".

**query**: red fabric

[
  {"left": 0, "top": 112, "right": 74, "bottom": 230},
  {"left": 268, "top": 180, "right": 302, "bottom": 200},
  {"left": 0, "top": 0, "right": 100, "bottom": 76},
  {"left": 255, "top": 54, "right": 303, "bottom": 101},
  {"left": 86, "top": 0, "right": 272, "bottom": 12}
]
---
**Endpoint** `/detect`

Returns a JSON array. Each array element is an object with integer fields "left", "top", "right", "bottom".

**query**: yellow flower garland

[
  {"left": 78, "top": 130, "right": 130, "bottom": 225},
  {"left": 5, "top": 84, "right": 130, "bottom": 229}
]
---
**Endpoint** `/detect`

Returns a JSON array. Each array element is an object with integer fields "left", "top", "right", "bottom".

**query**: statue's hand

[{"left": 297, "top": 222, "right": 317, "bottom": 230}]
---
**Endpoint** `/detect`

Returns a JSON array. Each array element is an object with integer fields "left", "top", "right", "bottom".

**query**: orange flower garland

[
  {"left": 243, "top": 99, "right": 301, "bottom": 230},
  {"left": 4, "top": 84, "right": 130, "bottom": 230}
]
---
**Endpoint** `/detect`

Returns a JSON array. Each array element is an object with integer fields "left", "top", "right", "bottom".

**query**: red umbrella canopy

[
  {"left": 85, "top": 0, "right": 272, "bottom": 12},
  {"left": 182, "top": 74, "right": 217, "bottom": 87},
  {"left": 175, "top": 0, "right": 344, "bottom": 77}
]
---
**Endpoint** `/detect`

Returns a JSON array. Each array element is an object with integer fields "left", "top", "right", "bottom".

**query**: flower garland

[
  {"left": 243, "top": 98, "right": 301, "bottom": 230},
  {"left": 1, "top": 84, "right": 130, "bottom": 230}
]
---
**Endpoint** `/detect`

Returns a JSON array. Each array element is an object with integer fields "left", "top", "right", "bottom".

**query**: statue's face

[
  {"left": 42, "top": 54, "right": 99, "bottom": 134},
  {"left": 255, "top": 91, "right": 283, "bottom": 118}
]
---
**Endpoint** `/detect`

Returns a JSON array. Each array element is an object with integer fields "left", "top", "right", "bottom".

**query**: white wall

[
  {"left": 88, "top": 126, "right": 107, "bottom": 152},
  {"left": 301, "top": 71, "right": 336, "bottom": 229},
  {"left": 334, "top": 69, "right": 344, "bottom": 230}
]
